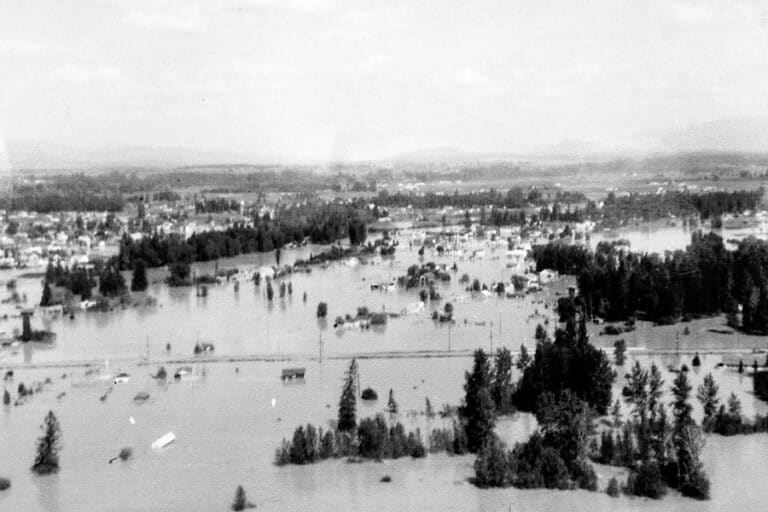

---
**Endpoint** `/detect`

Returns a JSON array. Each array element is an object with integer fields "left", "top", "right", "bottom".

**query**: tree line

[
  {"left": 589, "top": 189, "right": 762, "bottom": 223},
  {"left": 115, "top": 203, "right": 369, "bottom": 270},
  {"left": 372, "top": 188, "right": 587, "bottom": 210},
  {"left": 534, "top": 232, "right": 768, "bottom": 332}
]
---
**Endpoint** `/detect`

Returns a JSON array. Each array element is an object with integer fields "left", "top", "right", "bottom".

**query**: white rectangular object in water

[{"left": 151, "top": 431, "right": 176, "bottom": 451}]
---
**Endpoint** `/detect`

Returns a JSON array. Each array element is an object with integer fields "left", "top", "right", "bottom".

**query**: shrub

[
  {"left": 598, "top": 430, "right": 615, "bottom": 464},
  {"left": 380, "top": 475, "right": 392, "bottom": 483},
  {"left": 2, "top": 390, "right": 9, "bottom": 406},
  {"left": 0, "top": 477, "right": 10, "bottom": 491},
  {"left": 317, "top": 302, "right": 328, "bottom": 318},
  {"left": 754, "top": 372, "right": 768, "bottom": 402},
  {"left": 626, "top": 462, "right": 667, "bottom": 499},
  {"left": 408, "top": 431, "right": 427, "bottom": 458},
  {"left": 613, "top": 339, "right": 626, "bottom": 365},
  {"left": 606, "top": 477, "right": 620, "bottom": 497},
  {"left": 361, "top": 388, "right": 378, "bottom": 400},
  {"left": 572, "top": 459, "right": 598, "bottom": 491},
  {"left": 680, "top": 470, "right": 710, "bottom": 500},
  {"left": 319, "top": 429, "right": 335, "bottom": 459},
  {"left": 474, "top": 435, "right": 511, "bottom": 488},
  {"left": 692, "top": 353, "right": 701, "bottom": 367}
]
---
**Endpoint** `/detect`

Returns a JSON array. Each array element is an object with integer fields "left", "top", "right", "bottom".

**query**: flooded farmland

[{"left": 2, "top": 230, "right": 768, "bottom": 511}]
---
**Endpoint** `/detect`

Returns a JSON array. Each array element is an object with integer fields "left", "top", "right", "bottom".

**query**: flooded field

[
  {"left": 2, "top": 230, "right": 768, "bottom": 511},
  {"left": 1, "top": 239, "right": 568, "bottom": 366},
  {"left": 1, "top": 353, "right": 766, "bottom": 511}
]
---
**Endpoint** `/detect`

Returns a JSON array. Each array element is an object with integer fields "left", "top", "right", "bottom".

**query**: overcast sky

[{"left": 2, "top": 0, "right": 768, "bottom": 165}]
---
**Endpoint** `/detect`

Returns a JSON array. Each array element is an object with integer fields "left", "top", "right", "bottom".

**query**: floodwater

[
  {"left": 1, "top": 239, "right": 567, "bottom": 366},
  {"left": 1, "top": 354, "right": 766, "bottom": 511},
  {"left": 590, "top": 221, "right": 768, "bottom": 254},
  {"left": 2, "top": 231, "right": 768, "bottom": 511}
]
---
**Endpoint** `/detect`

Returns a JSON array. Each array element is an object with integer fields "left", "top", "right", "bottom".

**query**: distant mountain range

[{"left": 3, "top": 117, "right": 767, "bottom": 172}]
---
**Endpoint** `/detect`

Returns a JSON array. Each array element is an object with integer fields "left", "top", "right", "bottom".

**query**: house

[
  {"left": 539, "top": 269, "right": 557, "bottom": 283},
  {"left": 281, "top": 368, "right": 306, "bottom": 381}
]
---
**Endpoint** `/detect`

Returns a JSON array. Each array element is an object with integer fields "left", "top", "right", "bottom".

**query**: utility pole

[
  {"left": 490, "top": 326, "right": 493, "bottom": 353},
  {"left": 448, "top": 322, "right": 452, "bottom": 352},
  {"left": 318, "top": 332, "right": 323, "bottom": 363},
  {"left": 146, "top": 335, "right": 149, "bottom": 365}
]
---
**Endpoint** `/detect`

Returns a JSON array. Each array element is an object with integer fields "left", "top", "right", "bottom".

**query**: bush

[
  {"left": 408, "top": 431, "right": 426, "bottom": 458},
  {"left": 0, "top": 477, "right": 10, "bottom": 491},
  {"left": 380, "top": 475, "right": 392, "bottom": 483},
  {"left": 606, "top": 477, "right": 620, "bottom": 497},
  {"left": 680, "top": 470, "right": 710, "bottom": 500},
  {"left": 361, "top": 388, "right": 378, "bottom": 400},
  {"left": 626, "top": 462, "right": 667, "bottom": 499},
  {"left": 473, "top": 435, "right": 511, "bottom": 488},
  {"left": 572, "top": 459, "right": 598, "bottom": 491},
  {"left": 754, "top": 372, "right": 768, "bottom": 402},
  {"left": 317, "top": 302, "right": 328, "bottom": 318}
]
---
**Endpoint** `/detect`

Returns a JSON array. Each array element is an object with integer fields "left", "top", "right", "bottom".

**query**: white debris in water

[
  {"left": 129, "top": 416, "right": 136, "bottom": 425},
  {"left": 271, "top": 397, "right": 276, "bottom": 408}
]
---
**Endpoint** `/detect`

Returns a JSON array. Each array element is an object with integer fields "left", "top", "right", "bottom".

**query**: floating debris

[
  {"left": 151, "top": 431, "right": 176, "bottom": 451},
  {"left": 113, "top": 372, "right": 130, "bottom": 384}
]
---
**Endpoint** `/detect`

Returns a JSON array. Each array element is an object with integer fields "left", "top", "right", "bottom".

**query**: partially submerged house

[{"left": 281, "top": 367, "right": 306, "bottom": 381}]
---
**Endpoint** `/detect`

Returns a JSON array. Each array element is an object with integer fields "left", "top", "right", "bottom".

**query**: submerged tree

[
  {"left": 491, "top": 347, "right": 514, "bottom": 414},
  {"left": 387, "top": 389, "right": 399, "bottom": 415},
  {"left": 130, "top": 259, "right": 148, "bottom": 292},
  {"left": 40, "top": 282, "right": 53, "bottom": 306},
  {"left": 338, "top": 359, "right": 358, "bottom": 432},
  {"left": 671, "top": 371, "right": 710, "bottom": 500},
  {"left": 32, "top": 411, "right": 61, "bottom": 475},
  {"left": 696, "top": 373, "right": 720, "bottom": 429},
  {"left": 613, "top": 339, "right": 626, "bottom": 365},
  {"left": 461, "top": 349, "right": 496, "bottom": 453},
  {"left": 231, "top": 485, "right": 255, "bottom": 511}
]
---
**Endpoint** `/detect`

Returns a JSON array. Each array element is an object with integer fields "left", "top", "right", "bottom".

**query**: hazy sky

[{"left": 2, "top": 0, "right": 768, "bottom": 164}]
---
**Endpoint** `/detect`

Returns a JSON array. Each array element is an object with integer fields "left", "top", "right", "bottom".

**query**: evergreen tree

[
  {"left": 40, "top": 282, "right": 52, "bottom": 307},
  {"left": 491, "top": 347, "right": 514, "bottom": 413},
  {"left": 461, "top": 349, "right": 497, "bottom": 452},
  {"left": 613, "top": 339, "right": 626, "bottom": 365},
  {"left": 425, "top": 397, "right": 434, "bottom": 418},
  {"left": 338, "top": 359, "right": 358, "bottom": 432},
  {"left": 32, "top": 411, "right": 61, "bottom": 475},
  {"left": 231, "top": 485, "right": 253, "bottom": 511},
  {"left": 130, "top": 259, "right": 148, "bottom": 292},
  {"left": 387, "top": 389, "right": 398, "bottom": 415},
  {"left": 671, "top": 371, "right": 709, "bottom": 499},
  {"left": 98, "top": 263, "right": 126, "bottom": 297},
  {"left": 696, "top": 373, "right": 720, "bottom": 428},
  {"left": 516, "top": 343, "right": 532, "bottom": 371}
]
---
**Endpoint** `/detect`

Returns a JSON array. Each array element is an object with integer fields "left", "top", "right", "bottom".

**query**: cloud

[
  {"left": 0, "top": 39, "right": 48, "bottom": 56},
  {"left": 125, "top": 9, "right": 207, "bottom": 33},
  {"left": 233, "top": 0, "right": 338, "bottom": 14},
  {"left": 352, "top": 54, "right": 394, "bottom": 74},
  {"left": 51, "top": 65, "right": 121, "bottom": 84},
  {"left": 452, "top": 68, "right": 506, "bottom": 96}
]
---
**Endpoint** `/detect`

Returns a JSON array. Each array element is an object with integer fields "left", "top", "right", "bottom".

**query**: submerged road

[{"left": 1, "top": 346, "right": 765, "bottom": 370}]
